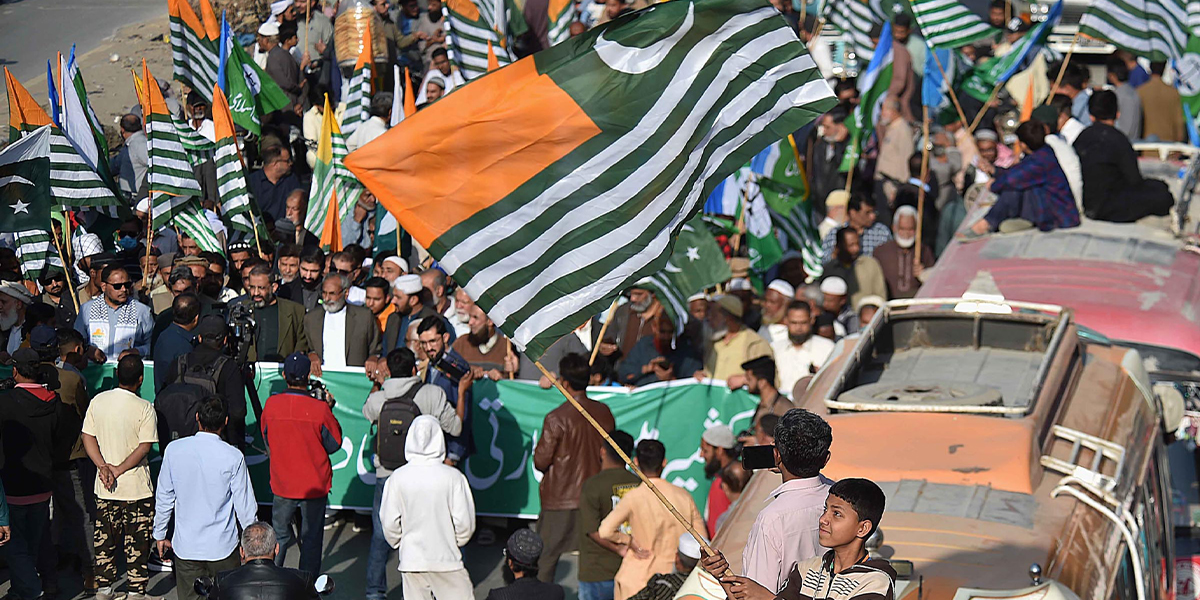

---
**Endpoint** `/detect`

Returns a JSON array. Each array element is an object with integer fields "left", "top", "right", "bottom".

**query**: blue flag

[
  {"left": 217, "top": 11, "right": 231, "bottom": 92},
  {"left": 922, "top": 47, "right": 949, "bottom": 109},
  {"left": 47, "top": 60, "right": 60, "bottom": 126}
]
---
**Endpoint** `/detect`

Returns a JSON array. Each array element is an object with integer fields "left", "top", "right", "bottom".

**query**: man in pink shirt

[{"left": 741, "top": 409, "right": 834, "bottom": 594}]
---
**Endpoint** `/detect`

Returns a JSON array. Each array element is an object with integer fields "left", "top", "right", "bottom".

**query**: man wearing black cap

[
  {"left": 260, "top": 352, "right": 342, "bottom": 580},
  {"left": 0, "top": 348, "right": 81, "bottom": 600},
  {"left": 485, "top": 529, "right": 565, "bottom": 600},
  {"left": 161, "top": 315, "right": 247, "bottom": 447}
]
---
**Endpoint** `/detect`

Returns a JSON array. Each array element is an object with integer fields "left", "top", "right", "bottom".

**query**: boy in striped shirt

[{"left": 702, "top": 478, "right": 896, "bottom": 600}]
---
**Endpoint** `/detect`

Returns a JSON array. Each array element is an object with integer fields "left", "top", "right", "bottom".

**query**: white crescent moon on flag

[
  {"left": 0, "top": 175, "right": 34, "bottom": 187},
  {"left": 594, "top": 3, "right": 695, "bottom": 75}
]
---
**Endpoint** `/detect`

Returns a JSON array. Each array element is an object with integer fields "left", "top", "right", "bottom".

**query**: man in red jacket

[{"left": 261, "top": 352, "right": 343, "bottom": 579}]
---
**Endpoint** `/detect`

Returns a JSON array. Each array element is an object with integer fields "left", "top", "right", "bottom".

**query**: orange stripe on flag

[
  {"left": 355, "top": 22, "right": 373, "bottom": 71},
  {"left": 142, "top": 60, "right": 170, "bottom": 117},
  {"left": 169, "top": 0, "right": 207, "bottom": 39},
  {"left": 200, "top": 0, "right": 221, "bottom": 42},
  {"left": 1020, "top": 75, "right": 1034, "bottom": 122},
  {"left": 212, "top": 84, "right": 237, "bottom": 142},
  {"left": 344, "top": 57, "right": 601, "bottom": 249},
  {"left": 444, "top": 0, "right": 481, "bottom": 21},
  {"left": 320, "top": 188, "right": 343, "bottom": 252},
  {"left": 487, "top": 41, "right": 499, "bottom": 72},
  {"left": 548, "top": 0, "right": 572, "bottom": 23},
  {"left": 402, "top": 67, "right": 416, "bottom": 118},
  {"left": 5, "top": 67, "right": 54, "bottom": 136},
  {"left": 132, "top": 66, "right": 150, "bottom": 123}
]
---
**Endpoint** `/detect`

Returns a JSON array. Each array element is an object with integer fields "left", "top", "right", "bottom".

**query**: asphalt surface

[
  {"left": 0, "top": 513, "right": 585, "bottom": 599},
  {"left": 0, "top": 0, "right": 166, "bottom": 85}
]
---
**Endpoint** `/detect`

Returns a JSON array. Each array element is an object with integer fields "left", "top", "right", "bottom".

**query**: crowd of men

[{"left": 0, "top": 0, "right": 1189, "bottom": 596}]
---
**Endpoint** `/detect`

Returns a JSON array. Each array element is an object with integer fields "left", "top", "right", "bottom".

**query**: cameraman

[
  {"left": 162, "top": 315, "right": 247, "bottom": 448},
  {"left": 260, "top": 352, "right": 342, "bottom": 581},
  {"left": 209, "top": 521, "right": 318, "bottom": 600}
]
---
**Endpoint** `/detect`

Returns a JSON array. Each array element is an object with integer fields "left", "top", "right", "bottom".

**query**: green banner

[{"left": 80, "top": 364, "right": 759, "bottom": 517}]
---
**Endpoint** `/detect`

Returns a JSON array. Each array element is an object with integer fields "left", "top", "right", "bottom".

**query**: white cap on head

[
  {"left": 820, "top": 276, "right": 848, "bottom": 296},
  {"left": 384, "top": 256, "right": 408, "bottom": 273},
  {"left": 767, "top": 279, "right": 795, "bottom": 298},
  {"left": 856, "top": 294, "right": 886, "bottom": 312},
  {"left": 393, "top": 274, "right": 423, "bottom": 295},
  {"left": 677, "top": 532, "right": 708, "bottom": 561},
  {"left": 270, "top": 0, "right": 293, "bottom": 15},
  {"left": 727, "top": 277, "right": 752, "bottom": 292},
  {"left": 258, "top": 21, "right": 281, "bottom": 37},
  {"left": 135, "top": 197, "right": 151, "bottom": 214},
  {"left": 702, "top": 424, "right": 736, "bottom": 449},
  {"left": 686, "top": 292, "right": 708, "bottom": 304}
]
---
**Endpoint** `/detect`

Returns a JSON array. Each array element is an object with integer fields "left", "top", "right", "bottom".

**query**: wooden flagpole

[
  {"left": 967, "top": 80, "right": 1004, "bottom": 135},
  {"left": 532, "top": 360, "right": 726, "bottom": 565},
  {"left": 60, "top": 211, "right": 81, "bottom": 312},
  {"left": 916, "top": 107, "right": 930, "bottom": 267},
  {"left": 589, "top": 298, "right": 619, "bottom": 366},
  {"left": 1047, "top": 32, "right": 1080, "bottom": 102}
]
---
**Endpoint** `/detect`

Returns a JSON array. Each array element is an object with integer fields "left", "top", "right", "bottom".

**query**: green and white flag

[
  {"left": 548, "top": 0, "right": 576, "bottom": 47},
  {"left": 212, "top": 85, "right": 259, "bottom": 234},
  {"left": 635, "top": 215, "right": 731, "bottom": 332},
  {"left": 176, "top": 201, "right": 224, "bottom": 253},
  {"left": 219, "top": 16, "right": 291, "bottom": 136},
  {"left": 747, "top": 139, "right": 824, "bottom": 278},
  {"left": 960, "top": 0, "right": 1061, "bottom": 101},
  {"left": 1079, "top": 0, "right": 1189, "bottom": 61},
  {"left": 345, "top": 0, "right": 837, "bottom": 358},
  {"left": 169, "top": 0, "right": 220, "bottom": 102},
  {"left": 145, "top": 65, "right": 204, "bottom": 230},
  {"left": 847, "top": 20, "right": 894, "bottom": 165},
  {"left": 61, "top": 48, "right": 120, "bottom": 195},
  {"left": 444, "top": 0, "right": 526, "bottom": 79},
  {"left": 170, "top": 113, "right": 217, "bottom": 166},
  {"left": 341, "top": 32, "right": 374, "bottom": 140},
  {"left": 909, "top": 0, "right": 1000, "bottom": 50},
  {"left": 306, "top": 96, "right": 364, "bottom": 236},
  {"left": 826, "top": 0, "right": 878, "bottom": 65},
  {"left": 0, "top": 126, "right": 60, "bottom": 279}
]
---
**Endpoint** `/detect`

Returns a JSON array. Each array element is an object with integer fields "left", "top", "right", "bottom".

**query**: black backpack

[
  {"left": 155, "top": 353, "right": 230, "bottom": 446},
  {"left": 375, "top": 384, "right": 422, "bottom": 470}
]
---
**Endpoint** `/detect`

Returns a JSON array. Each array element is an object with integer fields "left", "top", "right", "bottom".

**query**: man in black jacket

[
  {"left": 1073, "top": 89, "right": 1173, "bottom": 222},
  {"left": 0, "top": 348, "right": 81, "bottom": 600},
  {"left": 161, "top": 316, "right": 247, "bottom": 448},
  {"left": 211, "top": 522, "right": 318, "bottom": 600},
  {"left": 485, "top": 529, "right": 565, "bottom": 600}
]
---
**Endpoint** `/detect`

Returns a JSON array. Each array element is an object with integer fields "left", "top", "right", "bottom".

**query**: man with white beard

[
  {"left": 303, "top": 273, "right": 382, "bottom": 375},
  {"left": 0, "top": 281, "right": 35, "bottom": 355},
  {"left": 872, "top": 206, "right": 934, "bottom": 300}
]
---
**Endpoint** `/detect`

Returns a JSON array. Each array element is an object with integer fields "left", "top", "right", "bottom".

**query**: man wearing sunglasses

[{"left": 74, "top": 265, "right": 155, "bottom": 362}]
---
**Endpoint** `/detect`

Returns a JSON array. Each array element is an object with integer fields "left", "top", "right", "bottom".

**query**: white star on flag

[
  {"left": 11, "top": 199, "right": 30, "bottom": 215},
  {"left": 686, "top": 247, "right": 700, "bottom": 261}
]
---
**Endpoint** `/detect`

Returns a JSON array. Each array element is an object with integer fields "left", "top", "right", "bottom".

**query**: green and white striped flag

[
  {"left": 0, "top": 126, "right": 62, "bottom": 280},
  {"left": 174, "top": 199, "right": 225, "bottom": 253},
  {"left": 171, "top": 112, "right": 217, "bottom": 166},
  {"left": 634, "top": 215, "right": 731, "bottom": 333},
  {"left": 169, "top": 0, "right": 220, "bottom": 103},
  {"left": 445, "top": 0, "right": 518, "bottom": 79},
  {"left": 346, "top": 0, "right": 837, "bottom": 358},
  {"left": 61, "top": 48, "right": 120, "bottom": 195},
  {"left": 341, "top": 32, "right": 373, "bottom": 140},
  {"left": 909, "top": 0, "right": 1000, "bottom": 50},
  {"left": 1079, "top": 0, "right": 1189, "bottom": 60},
  {"left": 548, "top": 0, "right": 576, "bottom": 46},
  {"left": 306, "top": 96, "right": 363, "bottom": 235},
  {"left": 212, "top": 85, "right": 258, "bottom": 234},
  {"left": 826, "top": 0, "right": 878, "bottom": 65},
  {"left": 145, "top": 65, "right": 204, "bottom": 230}
]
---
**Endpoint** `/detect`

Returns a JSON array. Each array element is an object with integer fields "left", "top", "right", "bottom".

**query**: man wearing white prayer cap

[
  {"left": 270, "top": 0, "right": 295, "bottom": 20},
  {"left": 686, "top": 292, "right": 708, "bottom": 323},
  {"left": 383, "top": 274, "right": 436, "bottom": 353},
  {"left": 758, "top": 279, "right": 796, "bottom": 344},
  {"left": 625, "top": 532, "right": 709, "bottom": 599},
  {"left": 254, "top": 21, "right": 281, "bottom": 69},
  {"left": 380, "top": 256, "right": 408, "bottom": 283},
  {"left": 819, "top": 276, "right": 855, "bottom": 339},
  {"left": 0, "top": 280, "right": 35, "bottom": 354}
]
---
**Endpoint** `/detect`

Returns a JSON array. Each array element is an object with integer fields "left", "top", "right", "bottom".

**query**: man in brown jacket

[
  {"left": 532, "top": 353, "right": 616, "bottom": 584},
  {"left": 1138, "top": 61, "right": 1184, "bottom": 143}
]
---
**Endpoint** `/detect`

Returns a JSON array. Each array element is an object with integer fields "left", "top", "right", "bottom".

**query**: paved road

[
  {"left": 0, "top": 0, "right": 165, "bottom": 85},
  {"left": 0, "top": 513, "right": 585, "bottom": 599}
]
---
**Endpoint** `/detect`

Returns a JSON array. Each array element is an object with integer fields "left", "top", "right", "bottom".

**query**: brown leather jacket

[{"left": 533, "top": 397, "right": 615, "bottom": 511}]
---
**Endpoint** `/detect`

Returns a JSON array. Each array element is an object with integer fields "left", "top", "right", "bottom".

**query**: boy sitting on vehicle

[{"left": 700, "top": 478, "right": 897, "bottom": 600}]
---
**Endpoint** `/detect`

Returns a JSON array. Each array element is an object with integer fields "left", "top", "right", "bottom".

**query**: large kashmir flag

[
  {"left": 169, "top": 0, "right": 220, "bottom": 100},
  {"left": 5, "top": 68, "right": 122, "bottom": 209},
  {"left": 1079, "top": 0, "right": 1189, "bottom": 61},
  {"left": 0, "top": 126, "right": 59, "bottom": 279},
  {"left": 346, "top": 0, "right": 836, "bottom": 358}
]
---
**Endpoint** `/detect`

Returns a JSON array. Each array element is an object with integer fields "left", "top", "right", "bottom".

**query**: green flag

[
  {"left": 960, "top": 0, "right": 1062, "bottom": 102},
  {"left": 1178, "top": 35, "right": 1200, "bottom": 118},
  {"left": 223, "top": 36, "right": 290, "bottom": 136},
  {"left": 636, "top": 215, "right": 731, "bottom": 331},
  {"left": 0, "top": 126, "right": 59, "bottom": 279}
]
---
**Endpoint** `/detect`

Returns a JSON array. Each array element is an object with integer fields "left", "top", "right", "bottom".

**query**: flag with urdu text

[
  {"left": 0, "top": 126, "right": 58, "bottom": 279},
  {"left": 960, "top": 0, "right": 1062, "bottom": 101},
  {"left": 218, "top": 13, "right": 290, "bottom": 135},
  {"left": 6, "top": 68, "right": 122, "bottom": 209},
  {"left": 342, "top": 25, "right": 374, "bottom": 140},
  {"left": 142, "top": 62, "right": 205, "bottom": 229},
  {"left": 305, "top": 95, "right": 363, "bottom": 235},
  {"left": 169, "top": 0, "right": 220, "bottom": 101},
  {"left": 445, "top": 0, "right": 522, "bottom": 79},
  {"left": 1079, "top": 0, "right": 1189, "bottom": 61},
  {"left": 211, "top": 84, "right": 260, "bottom": 235},
  {"left": 635, "top": 215, "right": 731, "bottom": 333},
  {"left": 909, "top": 0, "right": 999, "bottom": 50},
  {"left": 345, "top": 0, "right": 836, "bottom": 358}
]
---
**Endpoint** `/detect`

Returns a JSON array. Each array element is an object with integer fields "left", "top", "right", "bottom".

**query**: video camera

[
  {"left": 226, "top": 303, "right": 258, "bottom": 362},
  {"left": 309, "top": 379, "right": 333, "bottom": 404}
]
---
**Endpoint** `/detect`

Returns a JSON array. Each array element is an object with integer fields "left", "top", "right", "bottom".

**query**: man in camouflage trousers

[{"left": 81, "top": 355, "right": 159, "bottom": 600}]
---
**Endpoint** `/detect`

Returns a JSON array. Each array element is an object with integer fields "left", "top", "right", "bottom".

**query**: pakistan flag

[
  {"left": 0, "top": 126, "right": 56, "bottom": 279},
  {"left": 636, "top": 215, "right": 732, "bottom": 332}
]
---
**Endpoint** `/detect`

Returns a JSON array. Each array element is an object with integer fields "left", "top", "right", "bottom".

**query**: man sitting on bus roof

[{"left": 740, "top": 409, "right": 834, "bottom": 594}]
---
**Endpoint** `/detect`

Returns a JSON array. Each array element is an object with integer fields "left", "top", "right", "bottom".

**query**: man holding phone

[{"left": 740, "top": 408, "right": 834, "bottom": 594}]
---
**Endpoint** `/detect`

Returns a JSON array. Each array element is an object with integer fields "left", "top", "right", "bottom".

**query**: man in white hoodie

[{"left": 379, "top": 414, "right": 476, "bottom": 599}]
